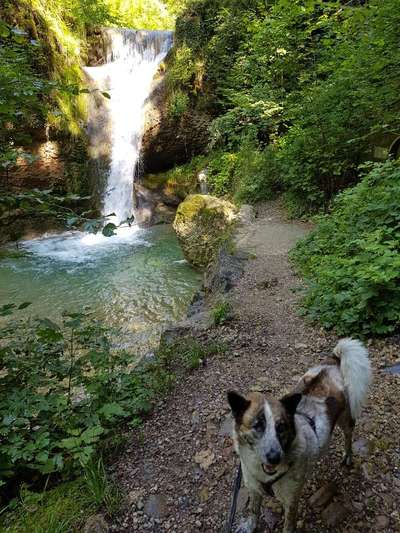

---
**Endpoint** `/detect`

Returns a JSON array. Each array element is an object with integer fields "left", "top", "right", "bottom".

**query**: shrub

[
  {"left": 291, "top": 161, "right": 400, "bottom": 336},
  {"left": 207, "top": 152, "right": 237, "bottom": 197},
  {"left": 0, "top": 307, "right": 173, "bottom": 487},
  {"left": 0, "top": 306, "right": 225, "bottom": 494},
  {"left": 232, "top": 141, "right": 280, "bottom": 204},
  {"left": 170, "top": 0, "right": 400, "bottom": 215}
]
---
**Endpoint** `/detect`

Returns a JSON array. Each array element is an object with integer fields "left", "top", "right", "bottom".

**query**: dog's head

[{"left": 227, "top": 390, "right": 301, "bottom": 474}]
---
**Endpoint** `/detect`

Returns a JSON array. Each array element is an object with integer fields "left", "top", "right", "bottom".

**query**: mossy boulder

[{"left": 173, "top": 195, "right": 237, "bottom": 268}]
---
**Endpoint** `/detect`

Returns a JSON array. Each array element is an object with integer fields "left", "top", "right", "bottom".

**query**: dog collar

[{"left": 297, "top": 411, "right": 317, "bottom": 434}]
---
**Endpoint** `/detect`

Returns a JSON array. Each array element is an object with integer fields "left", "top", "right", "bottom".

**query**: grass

[
  {"left": 1, "top": 457, "right": 121, "bottom": 532},
  {"left": 158, "top": 337, "right": 227, "bottom": 370},
  {"left": 82, "top": 457, "right": 120, "bottom": 516},
  {"left": 212, "top": 300, "right": 232, "bottom": 326},
  {"left": 1, "top": 478, "right": 95, "bottom": 533}
]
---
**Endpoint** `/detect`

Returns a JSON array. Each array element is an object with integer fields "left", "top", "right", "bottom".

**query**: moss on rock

[
  {"left": 173, "top": 194, "right": 237, "bottom": 268},
  {"left": 142, "top": 154, "right": 207, "bottom": 199}
]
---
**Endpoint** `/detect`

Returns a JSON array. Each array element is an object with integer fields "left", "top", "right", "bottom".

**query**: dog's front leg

[
  {"left": 282, "top": 487, "right": 302, "bottom": 533},
  {"left": 235, "top": 490, "right": 261, "bottom": 533}
]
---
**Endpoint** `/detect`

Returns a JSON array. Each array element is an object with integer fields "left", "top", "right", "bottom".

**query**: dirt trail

[{"left": 111, "top": 203, "right": 400, "bottom": 533}]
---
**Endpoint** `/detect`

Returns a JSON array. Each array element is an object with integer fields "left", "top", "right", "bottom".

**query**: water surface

[{"left": 0, "top": 225, "right": 200, "bottom": 355}]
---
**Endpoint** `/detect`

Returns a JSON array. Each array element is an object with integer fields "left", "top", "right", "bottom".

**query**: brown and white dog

[{"left": 227, "top": 338, "right": 371, "bottom": 533}]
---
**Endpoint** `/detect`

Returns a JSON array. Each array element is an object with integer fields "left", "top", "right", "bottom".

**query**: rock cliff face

[
  {"left": 173, "top": 194, "right": 237, "bottom": 268},
  {"left": 140, "top": 67, "right": 210, "bottom": 175},
  {"left": 134, "top": 168, "right": 202, "bottom": 226}
]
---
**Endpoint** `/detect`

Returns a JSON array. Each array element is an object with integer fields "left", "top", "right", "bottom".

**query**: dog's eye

[{"left": 253, "top": 415, "right": 265, "bottom": 432}]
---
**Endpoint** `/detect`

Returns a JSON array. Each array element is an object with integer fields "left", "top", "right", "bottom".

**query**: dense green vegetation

[
  {"left": 292, "top": 160, "right": 400, "bottom": 336},
  {"left": 164, "top": 0, "right": 400, "bottom": 336},
  {"left": 0, "top": 303, "right": 224, "bottom": 514},
  {"left": 169, "top": 0, "right": 400, "bottom": 213}
]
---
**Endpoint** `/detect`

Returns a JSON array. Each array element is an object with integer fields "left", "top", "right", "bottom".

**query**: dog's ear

[
  {"left": 280, "top": 393, "right": 302, "bottom": 416},
  {"left": 227, "top": 391, "right": 250, "bottom": 421}
]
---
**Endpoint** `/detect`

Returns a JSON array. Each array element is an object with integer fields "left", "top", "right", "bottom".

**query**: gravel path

[{"left": 111, "top": 203, "right": 400, "bottom": 533}]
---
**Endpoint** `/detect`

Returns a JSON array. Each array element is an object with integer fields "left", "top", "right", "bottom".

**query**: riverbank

[{"left": 110, "top": 201, "right": 400, "bottom": 532}]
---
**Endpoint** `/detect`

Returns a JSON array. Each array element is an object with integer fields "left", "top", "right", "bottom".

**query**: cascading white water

[{"left": 85, "top": 29, "right": 173, "bottom": 225}]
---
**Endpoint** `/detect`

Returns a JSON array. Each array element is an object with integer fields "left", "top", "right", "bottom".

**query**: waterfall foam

[{"left": 85, "top": 29, "right": 173, "bottom": 225}]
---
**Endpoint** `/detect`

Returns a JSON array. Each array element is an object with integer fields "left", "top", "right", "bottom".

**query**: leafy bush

[
  {"left": 232, "top": 141, "right": 280, "bottom": 204},
  {"left": 209, "top": 98, "right": 282, "bottom": 151},
  {"left": 205, "top": 141, "right": 279, "bottom": 203},
  {"left": 168, "top": 89, "right": 190, "bottom": 119},
  {"left": 0, "top": 307, "right": 172, "bottom": 486},
  {"left": 292, "top": 161, "right": 400, "bottom": 336},
  {"left": 207, "top": 152, "right": 237, "bottom": 197},
  {"left": 0, "top": 306, "right": 225, "bottom": 493},
  {"left": 0, "top": 20, "right": 54, "bottom": 153}
]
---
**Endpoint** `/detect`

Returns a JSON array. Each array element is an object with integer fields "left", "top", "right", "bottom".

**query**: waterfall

[{"left": 85, "top": 29, "right": 173, "bottom": 226}]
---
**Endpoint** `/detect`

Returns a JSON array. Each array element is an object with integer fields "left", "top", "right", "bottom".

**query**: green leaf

[
  {"left": 98, "top": 402, "right": 127, "bottom": 420},
  {"left": 0, "top": 20, "right": 10, "bottom": 38},
  {"left": 81, "top": 425, "right": 104, "bottom": 444},
  {"left": 59, "top": 436, "right": 81, "bottom": 450},
  {"left": 102, "top": 223, "right": 117, "bottom": 237},
  {"left": 18, "top": 302, "right": 32, "bottom": 310}
]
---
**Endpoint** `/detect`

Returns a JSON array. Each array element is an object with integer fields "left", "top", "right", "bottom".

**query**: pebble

[
  {"left": 144, "top": 494, "right": 169, "bottom": 519},
  {"left": 322, "top": 502, "right": 349, "bottom": 527},
  {"left": 309, "top": 482, "right": 338, "bottom": 509},
  {"left": 375, "top": 515, "right": 390, "bottom": 529}
]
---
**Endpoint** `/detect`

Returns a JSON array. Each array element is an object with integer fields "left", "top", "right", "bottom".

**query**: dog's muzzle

[
  {"left": 262, "top": 450, "right": 281, "bottom": 474},
  {"left": 266, "top": 449, "right": 281, "bottom": 465}
]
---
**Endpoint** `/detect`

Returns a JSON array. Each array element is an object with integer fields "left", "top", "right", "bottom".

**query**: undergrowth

[
  {"left": 0, "top": 304, "right": 225, "bottom": 515},
  {"left": 292, "top": 161, "right": 400, "bottom": 337},
  {"left": 212, "top": 299, "right": 232, "bottom": 326}
]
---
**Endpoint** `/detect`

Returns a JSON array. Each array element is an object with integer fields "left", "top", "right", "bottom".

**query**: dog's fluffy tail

[{"left": 333, "top": 338, "right": 372, "bottom": 420}]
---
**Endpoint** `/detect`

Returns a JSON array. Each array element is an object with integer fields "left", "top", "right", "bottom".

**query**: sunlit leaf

[{"left": 102, "top": 222, "right": 117, "bottom": 237}]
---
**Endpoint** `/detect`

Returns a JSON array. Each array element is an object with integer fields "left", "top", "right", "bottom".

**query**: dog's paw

[
  {"left": 235, "top": 516, "right": 257, "bottom": 533},
  {"left": 341, "top": 453, "right": 353, "bottom": 467}
]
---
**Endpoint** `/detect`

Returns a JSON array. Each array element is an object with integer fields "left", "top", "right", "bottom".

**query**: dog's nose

[{"left": 266, "top": 450, "right": 281, "bottom": 465}]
